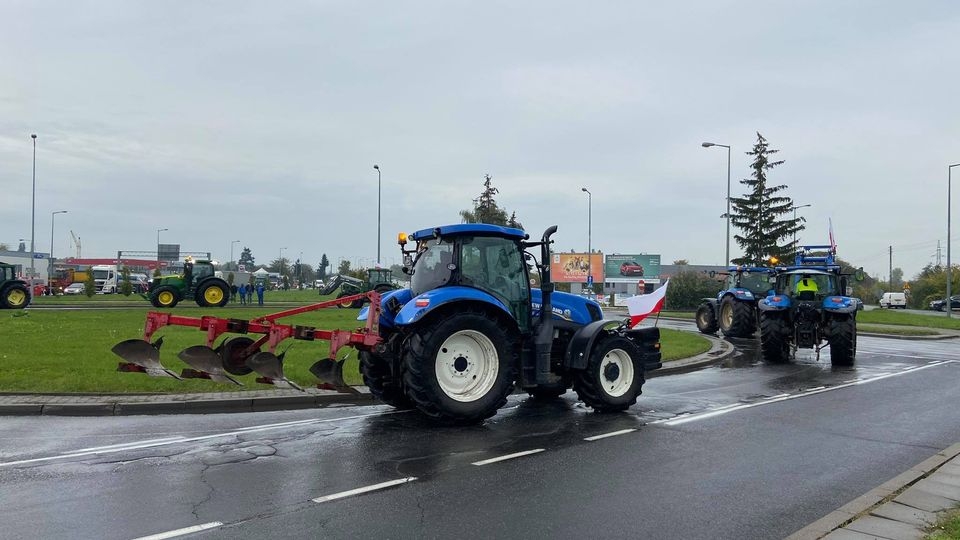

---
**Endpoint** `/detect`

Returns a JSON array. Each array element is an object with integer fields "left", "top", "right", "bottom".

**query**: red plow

[{"left": 112, "top": 291, "right": 383, "bottom": 391}]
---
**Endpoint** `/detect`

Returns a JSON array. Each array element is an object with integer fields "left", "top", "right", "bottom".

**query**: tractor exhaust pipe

[{"left": 535, "top": 225, "right": 558, "bottom": 384}]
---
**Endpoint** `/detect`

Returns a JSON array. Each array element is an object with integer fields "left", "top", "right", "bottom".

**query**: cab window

[{"left": 459, "top": 236, "right": 530, "bottom": 329}]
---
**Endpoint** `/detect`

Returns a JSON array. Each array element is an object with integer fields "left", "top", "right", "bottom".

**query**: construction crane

[{"left": 70, "top": 230, "right": 81, "bottom": 258}]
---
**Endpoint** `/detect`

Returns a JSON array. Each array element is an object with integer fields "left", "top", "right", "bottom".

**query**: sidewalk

[{"left": 789, "top": 442, "right": 960, "bottom": 540}]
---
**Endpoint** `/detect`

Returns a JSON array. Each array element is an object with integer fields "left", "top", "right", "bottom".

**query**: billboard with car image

[{"left": 603, "top": 254, "right": 661, "bottom": 283}]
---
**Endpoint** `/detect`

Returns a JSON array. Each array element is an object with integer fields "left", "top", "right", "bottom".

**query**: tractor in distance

[
  {"left": 696, "top": 265, "right": 776, "bottom": 338},
  {"left": 0, "top": 262, "right": 30, "bottom": 309},
  {"left": 112, "top": 224, "right": 662, "bottom": 424},
  {"left": 757, "top": 245, "right": 858, "bottom": 366},
  {"left": 146, "top": 257, "right": 230, "bottom": 308},
  {"left": 320, "top": 267, "right": 397, "bottom": 308}
]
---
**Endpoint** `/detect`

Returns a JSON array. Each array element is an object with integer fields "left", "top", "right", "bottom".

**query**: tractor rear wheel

[
  {"left": 402, "top": 310, "right": 516, "bottom": 424},
  {"left": 0, "top": 284, "right": 30, "bottom": 309},
  {"left": 573, "top": 335, "right": 645, "bottom": 413},
  {"left": 196, "top": 280, "right": 229, "bottom": 307},
  {"left": 759, "top": 311, "right": 790, "bottom": 363},
  {"left": 150, "top": 286, "right": 180, "bottom": 308},
  {"left": 720, "top": 297, "right": 755, "bottom": 338},
  {"left": 219, "top": 337, "right": 258, "bottom": 376},
  {"left": 360, "top": 351, "right": 413, "bottom": 409},
  {"left": 695, "top": 303, "right": 719, "bottom": 334},
  {"left": 829, "top": 315, "right": 856, "bottom": 367}
]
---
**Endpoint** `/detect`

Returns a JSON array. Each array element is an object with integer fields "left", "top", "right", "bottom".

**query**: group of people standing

[{"left": 230, "top": 282, "right": 265, "bottom": 305}]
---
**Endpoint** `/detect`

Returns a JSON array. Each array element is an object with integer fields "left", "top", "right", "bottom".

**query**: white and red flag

[
  {"left": 625, "top": 280, "right": 669, "bottom": 328},
  {"left": 828, "top": 218, "right": 837, "bottom": 254}
]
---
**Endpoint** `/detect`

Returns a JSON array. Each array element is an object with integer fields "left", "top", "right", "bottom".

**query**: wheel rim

[
  {"left": 599, "top": 348, "right": 634, "bottom": 397},
  {"left": 720, "top": 302, "right": 733, "bottom": 328},
  {"left": 204, "top": 286, "right": 224, "bottom": 304},
  {"left": 7, "top": 289, "right": 26, "bottom": 307},
  {"left": 158, "top": 291, "right": 174, "bottom": 306},
  {"left": 340, "top": 298, "right": 353, "bottom": 308},
  {"left": 434, "top": 329, "right": 499, "bottom": 403},
  {"left": 697, "top": 309, "right": 709, "bottom": 327}
]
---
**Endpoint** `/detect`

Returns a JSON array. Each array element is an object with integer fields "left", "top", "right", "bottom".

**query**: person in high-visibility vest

[{"left": 795, "top": 274, "right": 819, "bottom": 297}]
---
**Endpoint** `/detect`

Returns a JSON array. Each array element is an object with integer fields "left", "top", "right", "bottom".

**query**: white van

[{"left": 879, "top": 292, "right": 907, "bottom": 309}]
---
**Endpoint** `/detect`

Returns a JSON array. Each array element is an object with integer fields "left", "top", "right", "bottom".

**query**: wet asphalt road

[{"left": 1, "top": 325, "right": 959, "bottom": 540}]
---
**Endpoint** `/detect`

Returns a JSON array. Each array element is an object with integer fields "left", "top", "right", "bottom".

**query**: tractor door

[{"left": 459, "top": 236, "right": 531, "bottom": 331}]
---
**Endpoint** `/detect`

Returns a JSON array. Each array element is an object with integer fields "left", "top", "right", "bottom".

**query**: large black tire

[
  {"left": 573, "top": 335, "right": 646, "bottom": 413},
  {"left": 336, "top": 292, "right": 353, "bottom": 309},
  {"left": 829, "top": 315, "right": 856, "bottom": 367},
  {"left": 196, "top": 279, "right": 230, "bottom": 307},
  {"left": 401, "top": 309, "right": 517, "bottom": 424},
  {"left": 360, "top": 351, "right": 413, "bottom": 409},
  {"left": 695, "top": 303, "right": 719, "bottom": 334},
  {"left": 759, "top": 311, "right": 791, "bottom": 363},
  {"left": 150, "top": 285, "right": 180, "bottom": 308},
  {"left": 0, "top": 284, "right": 30, "bottom": 309},
  {"left": 719, "top": 297, "right": 756, "bottom": 338},
  {"left": 219, "top": 337, "right": 258, "bottom": 376},
  {"left": 527, "top": 375, "right": 572, "bottom": 400}
]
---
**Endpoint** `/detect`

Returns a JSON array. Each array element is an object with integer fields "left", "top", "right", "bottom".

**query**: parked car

[
  {"left": 929, "top": 296, "right": 960, "bottom": 312},
  {"left": 63, "top": 282, "right": 85, "bottom": 295},
  {"left": 619, "top": 261, "right": 644, "bottom": 277},
  {"left": 879, "top": 292, "right": 907, "bottom": 309}
]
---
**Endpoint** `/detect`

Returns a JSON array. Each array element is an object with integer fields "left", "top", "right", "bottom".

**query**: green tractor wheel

[
  {"left": 0, "top": 284, "right": 30, "bottom": 309},
  {"left": 150, "top": 286, "right": 180, "bottom": 308},
  {"left": 196, "top": 280, "right": 230, "bottom": 307}
]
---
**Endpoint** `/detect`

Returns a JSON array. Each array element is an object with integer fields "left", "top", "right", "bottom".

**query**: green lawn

[
  {"left": 927, "top": 507, "right": 960, "bottom": 539},
  {"left": 857, "top": 310, "right": 960, "bottom": 330},
  {"left": 1, "top": 305, "right": 710, "bottom": 394},
  {"left": 858, "top": 324, "right": 940, "bottom": 336}
]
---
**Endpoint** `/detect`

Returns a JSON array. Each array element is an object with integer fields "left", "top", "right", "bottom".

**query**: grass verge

[
  {"left": 926, "top": 507, "right": 960, "bottom": 539},
  {"left": 858, "top": 310, "right": 960, "bottom": 330},
  {"left": 1, "top": 308, "right": 711, "bottom": 393},
  {"left": 858, "top": 324, "right": 940, "bottom": 336}
]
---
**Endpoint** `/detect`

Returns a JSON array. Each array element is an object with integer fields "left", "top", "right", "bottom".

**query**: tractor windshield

[
  {"left": 459, "top": 236, "right": 531, "bottom": 327},
  {"left": 410, "top": 239, "right": 455, "bottom": 295},
  {"left": 775, "top": 271, "right": 841, "bottom": 297},
  {"left": 732, "top": 272, "right": 774, "bottom": 296}
]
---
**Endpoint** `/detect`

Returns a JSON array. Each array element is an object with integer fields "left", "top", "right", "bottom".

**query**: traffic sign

[{"left": 587, "top": 275, "right": 594, "bottom": 285}]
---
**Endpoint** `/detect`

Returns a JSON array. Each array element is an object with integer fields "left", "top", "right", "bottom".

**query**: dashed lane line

[
  {"left": 312, "top": 477, "right": 418, "bottom": 504},
  {"left": 131, "top": 521, "right": 223, "bottom": 540},
  {"left": 584, "top": 429, "right": 636, "bottom": 441},
  {"left": 472, "top": 449, "right": 546, "bottom": 466}
]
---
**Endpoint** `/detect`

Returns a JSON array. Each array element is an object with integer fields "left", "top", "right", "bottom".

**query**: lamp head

[
  {"left": 701, "top": 142, "right": 714, "bottom": 148},
  {"left": 31, "top": 134, "right": 37, "bottom": 139},
  {"left": 373, "top": 164, "right": 379, "bottom": 170}
]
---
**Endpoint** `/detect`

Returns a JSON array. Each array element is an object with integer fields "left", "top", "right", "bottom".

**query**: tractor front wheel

[
  {"left": 402, "top": 310, "right": 516, "bottom": 424},
  {"left": 829, "top": 315, "right": 856, "bottom": 367},
  {"left": 360, "top": 351, "right": 413, "bottom": 409},
  {"left": 150, "top": 286, "right": 180, "bottom": 308},
  {"left": 0, "top": 284, "right": 30, "bottom": 309},
  {"left": 336, "top": 292, "right": 353, "bottom": 309},
  {"left": 196, "top": 281, "right": 229, "bottom": 307},
  {"left": 695, "top": 303, "right": 719, "bottom": 334},
  {"left": 573, "top": 335, "right": 645, "bottom": 413},
  {"left": 759, "top": 311, "right": 790, "bottom": 363}
]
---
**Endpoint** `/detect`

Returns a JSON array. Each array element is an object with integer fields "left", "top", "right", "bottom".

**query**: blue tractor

[
  {"left": 756, "top": 246, "right": 858, "bottom": 366},
  {"left": 349, "top": 224, "right": 662, "bottom": 424},
  {"left": 695, "top": 266, "right": 775, "bottom": 338}
]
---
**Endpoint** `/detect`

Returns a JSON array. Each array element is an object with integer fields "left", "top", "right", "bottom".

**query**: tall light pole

[
  {"left": 947, "top": 163, "right": 960, "bottom": 318},
  {"left": 702, "top": 142, "right": 731, "bottom": 265},
  {"left": 230, "top": 239, "right": 240, "bottom": 269},
  {"left": 30, "top": 134, "right": 37, "bottom": 285},
  {"left": 374, "top": 164, "right": 381, "bottom": 266},
  {"left": 581, "top": 187, "right": 592, "bottom": 292},
  {"left": 791, "top": 203, "right": 812, "bottom": 247},
  {"left": 49, "top": 210, "right": 67, "bottom": 291},
  {"left": 279, "top": 247, "right": 288, "bottom": 283},
  {"left": 156, "top": 228, "right": 168, "bottom": 264}
]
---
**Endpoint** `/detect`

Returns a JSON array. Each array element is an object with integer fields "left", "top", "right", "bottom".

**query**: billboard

[
  {"left": 550, "top": 252, "right": 604, "bottom": 283},
  {"left": 604, "top": 254, "right": 661, "bottom": 283},
  {"left": 157, "top": 243, "right": 181, "bottom": 262}
]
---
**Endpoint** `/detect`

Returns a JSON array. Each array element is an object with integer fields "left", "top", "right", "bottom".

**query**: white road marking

[
  {"left": 471, "top": 449, "right": 545, "bottom": 466},
  {"left": 663, "top": 361, "right": 954, "bottom": 426},
  {"left": 0, "top": 410, "right": 410, "bottom": 468},
  {"left": 312, "top": 477, "right": 417, "bottom": 503},
  {"left": 804, "top": 386, "right": 826, "bottom": 392},
  {"left": 131, "top": 521, "right": 222, "bottom": 540},
  {"left": 584, "top": 429, "right": 636, "bottom": 441},
  {"left": 73, "top": 437, "right": 187, "bottom": 453}
]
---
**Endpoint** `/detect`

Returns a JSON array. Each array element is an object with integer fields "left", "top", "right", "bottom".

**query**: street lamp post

[
  {"left": 947, "top": 163, "right": 960, "bottom": 318},
  {"left": 156, "top": 228, "right": 168, "bottom": 264},
  {"left": 49, "top": 210, "right": 67, "bottom": 292},
  {"left": 30, "top": 134, "right": 37, "bottom": 285},
  {"left": 279, "top": 247, "right": 288, "bottom": 286},
  {"left": 374, "top": 165, "right": 381, "bottom": 266},
  {"left": 230, "top": 240, "right": 240, "bottom": 269},
  {"left": 702, "top": 142, "right": 732, "bottom": 265},
  {"left": 791, "top": 203, "right": 812, "bottom": 247},
  {"left": 581, "top": 187, "right": 592, "bottom": 293}
]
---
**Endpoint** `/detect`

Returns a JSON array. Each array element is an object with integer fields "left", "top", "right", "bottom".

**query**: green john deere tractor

[
  {"left": 0, "top": 262, "right": 30, "bottom": 309},
  {"left": 147, "top": 259, "right": 230, "bottom": 308},
  {"left": 320, "top": 268, "right": 398, "bottom": 308}
]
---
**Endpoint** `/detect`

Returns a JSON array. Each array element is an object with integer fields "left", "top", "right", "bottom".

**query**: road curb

[
  {"left": 858, "top": 331, "right": 958, "bottom": 340},
  {"left": 786, "top": 442, "right": 960, "bottom": 540},
  {"left": 650, "top": 331, "right": 733, "bottom": 377}
]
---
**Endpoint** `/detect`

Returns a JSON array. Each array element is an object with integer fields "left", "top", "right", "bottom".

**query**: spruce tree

[
  {"left": 459, "top": 174, "right": 511, "bottom": 226},
  {"left": 729, "top": 133, "right": 804, "bottom": 265},
  {"left": 238, "top": 247, "right": 255, "bottom": 268},
  {"left": 319, "top": 254, "right": 329, "bottom": 279}
]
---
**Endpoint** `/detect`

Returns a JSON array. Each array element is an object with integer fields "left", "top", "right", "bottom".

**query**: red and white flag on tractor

[{"left": 625, "top": 280, "right": 669, "bottom": 328}]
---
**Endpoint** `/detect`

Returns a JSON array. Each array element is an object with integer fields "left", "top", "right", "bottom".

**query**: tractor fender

[
  {"left": 758, "top": 294, "right": 791, "bottom": 312},
  {"left": 563, "top": 319, "right": 613, "bottom": 371},
  {"left": 822, "top": 296, "right": 858, "bottom": 314},
  {"left": 722, "top": 288, "right": 757, "bottom": 302},
  {"left": 358, "top": 288, "right": 412, "bottom": 329},
  {"left": 699, "top": 298, "right": 719, "bottom": 313},
  {"left": 391, "top": 286, "right": 512, "bottom": 327}
]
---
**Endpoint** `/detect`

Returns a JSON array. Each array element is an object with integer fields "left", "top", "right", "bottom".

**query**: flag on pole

[
  {"left": 625, "top": 280, "right": 669, "bottom": 328},
  {"left": 828, "top": 218, "right": 837, "bottom": 254}
]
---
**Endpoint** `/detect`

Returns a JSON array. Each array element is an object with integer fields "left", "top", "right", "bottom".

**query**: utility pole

[
  {"left": 889, "top": 245, "right": 893, "bottom": 290},
  {"left": 937, "top": 240, "right": 943, "bottom": 267}
]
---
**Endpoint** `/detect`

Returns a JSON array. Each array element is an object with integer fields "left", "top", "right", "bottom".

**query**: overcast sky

[{"left": 2, "top": 1, "right": 958, "bottom": 280}]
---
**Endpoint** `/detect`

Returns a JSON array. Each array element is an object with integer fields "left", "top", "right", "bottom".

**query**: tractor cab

[
  {"left": 772, "top": 269, "right": 844, "bottom": 301},
  {"left": 367, "top": 268, "right": 393, "bottom": 288}
]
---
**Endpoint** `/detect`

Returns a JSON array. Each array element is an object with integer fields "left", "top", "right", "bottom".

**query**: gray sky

[{"left": 2, "top": 1, "right": 958, "bottom": 280}]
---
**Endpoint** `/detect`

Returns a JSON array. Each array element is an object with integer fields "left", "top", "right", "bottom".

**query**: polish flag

[
  {"left": 625, "top": 280, "right": 669, "bottom": 328},
  {"left": 828, "top": 218, "right": 837, "bottom": 254}
]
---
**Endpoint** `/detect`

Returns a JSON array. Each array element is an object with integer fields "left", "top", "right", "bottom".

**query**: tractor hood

[{"left": 531, "top": 289, "right": 603, "bottom": 324}]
